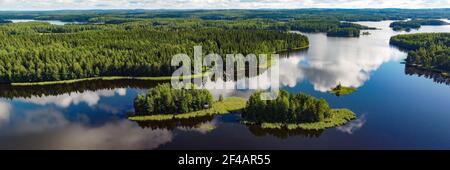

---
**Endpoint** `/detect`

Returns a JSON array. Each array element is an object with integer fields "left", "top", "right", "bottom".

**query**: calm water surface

[
  {"left": 0, "top": 21, "right": 449, "bottom": 149},
  {"left": 7, "top": 19, "right": 84, "bottom": 25}
]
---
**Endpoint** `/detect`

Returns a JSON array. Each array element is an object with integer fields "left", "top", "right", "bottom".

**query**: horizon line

[{"left": 0, "top": 7, "right": 449, "bottom": 12}]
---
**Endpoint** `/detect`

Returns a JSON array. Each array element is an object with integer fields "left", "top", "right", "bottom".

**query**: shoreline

[{"left": 9, "top": 72, "right": 210, "bottom": 86}]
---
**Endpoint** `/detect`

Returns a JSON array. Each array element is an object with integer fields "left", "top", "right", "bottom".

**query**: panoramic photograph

[{"left": 0, "top": 0, "right": 449, "bottom": 163}]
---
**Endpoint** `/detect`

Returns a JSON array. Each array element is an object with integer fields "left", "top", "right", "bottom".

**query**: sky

[{"left": 0, "top": 0, "right": 449, "bottom": 10}]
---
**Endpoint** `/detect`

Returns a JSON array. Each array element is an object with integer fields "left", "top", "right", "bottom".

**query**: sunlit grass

[
  {"left": 128, "top": 97, "right": 246, "bottom": 121},
  {"left": 244, "top": 109, "right": 356, "bottom": 130}
]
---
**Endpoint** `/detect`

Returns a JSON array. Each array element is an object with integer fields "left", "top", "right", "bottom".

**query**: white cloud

[{"left": 0, "top": 0, "right": 448, "bottom": 10}]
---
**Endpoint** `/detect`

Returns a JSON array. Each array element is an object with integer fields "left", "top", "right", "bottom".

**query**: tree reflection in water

[
  {"left": 0, "top": 79, "right": 163, "bottom": 99},
  {"left": 133, "top": 115, "right": 215, "bottom": 130},
  {"left": 246, "top": 124, "right": 324, "bottom": 139},
  {"left": 405, "top": 66, "right": 450, "bottom": 85}
]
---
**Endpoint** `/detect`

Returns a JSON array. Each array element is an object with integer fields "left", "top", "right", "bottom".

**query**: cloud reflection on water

[
  {"left": 0, "top": 101, "right": 11, "bottom": 125},
  {"left": 336, "top": 114, "right": 367, "bottom": 134},
  {"left": 177, "top": 120, "right": 218, "bottom": 134},
  {"left": 14, "top": 88, "right": 127, "bottom": 108},
  {"left": 204, "top": 21, "right": 408, "bottom": 94},
  {"left": 0, "top": 108, "right": 173, "bottom": 149}
]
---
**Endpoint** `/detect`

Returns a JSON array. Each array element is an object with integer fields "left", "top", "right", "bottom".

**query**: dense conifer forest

[
  {"left": 243, "top": 90, "right": 331, "bottom": 123},
  {"left": 390, "top": 33, "right": 450, "bottom": 73},
  {"left": 0, "top": 22, "right": 308, "bottom": 83},
  {"left": 133, "top": 84, "right": 214, "bottom": 115}
]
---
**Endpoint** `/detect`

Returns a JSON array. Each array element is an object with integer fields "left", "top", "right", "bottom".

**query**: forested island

[
  {"left": 390, "top": 33, "right": 450, "bottom": 76},
  {"left": 130, "top": 84, "right": 246, "bottom": 121},
  {"left": 390, "top": 19, "right": 449, "bottom": 31},
  {"left": 288, "top": 20, "right": 374, "bottom": 37},
  {"left": 242, "top": 90, "right": 356, "bottom": 130}
]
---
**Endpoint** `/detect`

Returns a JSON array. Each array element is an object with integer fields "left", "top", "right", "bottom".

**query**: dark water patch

[
  {"left": 133, "top": 116, "right": 215, "bottom": 130},
  {"left": 405, "top": 66, "right": 450, "bottom": 85},
  {"left": 0, "top": 79, "right": 164, "bottom": 99}
]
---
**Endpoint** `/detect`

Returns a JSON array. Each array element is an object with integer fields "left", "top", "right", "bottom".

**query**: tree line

[
  {"left": 133, "top": 84, "right": 214, "bottom": 115},
  {"left": 243, "top": 90, "right": 331, "bottom": 123}
]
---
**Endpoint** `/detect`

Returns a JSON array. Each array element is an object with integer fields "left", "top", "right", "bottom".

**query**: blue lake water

[{"left": 0, "top": 20, "right": 449, "bottom": 149}]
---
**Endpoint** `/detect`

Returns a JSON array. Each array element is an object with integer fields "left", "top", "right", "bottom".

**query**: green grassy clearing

[
  {"left": 244, "top": 109, "right": 356, "bottom": 130},
  {"left": 128, "top": 97, "right": 246, "bottom": 121}
]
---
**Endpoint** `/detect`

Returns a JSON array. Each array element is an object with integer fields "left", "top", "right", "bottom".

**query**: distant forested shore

[{"left": 1, "top": 9, "right": 449, "bottom": 22}]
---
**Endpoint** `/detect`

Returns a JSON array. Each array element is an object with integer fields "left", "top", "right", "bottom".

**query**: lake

[
  {"left": 6, "top": 19, "right": 84, "bottom": 25},
  {"left": 0, "top": 20, "right": 449, "bottom": 149}
]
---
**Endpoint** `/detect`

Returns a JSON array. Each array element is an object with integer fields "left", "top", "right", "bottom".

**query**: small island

[
  {"left": 390, "top": 19, "right": 449, "bottom": 31},
  {"left": 129, "top": 84, "right": 246, "bottom": 121},
  {"left": 390, "top": 33, "right": 449, "bottom": 76},
  {"left": 328, "top": 84, "right": 357, "bottom": 96},
  {"left": 242, "top": 90, "right": 356, "bottom": 130}
]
